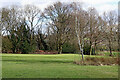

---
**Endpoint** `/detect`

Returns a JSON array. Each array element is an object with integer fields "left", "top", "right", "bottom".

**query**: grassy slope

[{"left": 2, "top": 54, "right": 118, "bottom": 78}]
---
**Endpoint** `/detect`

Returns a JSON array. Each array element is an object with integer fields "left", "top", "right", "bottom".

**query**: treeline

[{"left": 0, "top": 2, "right": 118, "bottom": 55}]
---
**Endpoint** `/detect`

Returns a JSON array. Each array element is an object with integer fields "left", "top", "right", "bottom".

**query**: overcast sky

[{"left": 0, "top": 0, "right": 119, "bottom": 15}]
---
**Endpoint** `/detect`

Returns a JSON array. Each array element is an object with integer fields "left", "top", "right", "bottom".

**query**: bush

[
  {"left": 83, "top": 44, "right": 91, "bottom": 55},
  {"left": 2, "top": 36, "right": 12, "bottom": 53},
  {"left": 62, "top": 42, "right": 77, "bottom": 53},
  {"left": 18, "top": 22, "right": 36, "bottom": 54}
]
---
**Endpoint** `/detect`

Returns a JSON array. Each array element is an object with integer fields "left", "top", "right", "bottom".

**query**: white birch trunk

[{"left": 75, "top": 16, "right": 84, "bottom": 61}]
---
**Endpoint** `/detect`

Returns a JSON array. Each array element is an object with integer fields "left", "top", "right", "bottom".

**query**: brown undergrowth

[{"left": 74, "top": 57, "right": 119, "bottom": 66}]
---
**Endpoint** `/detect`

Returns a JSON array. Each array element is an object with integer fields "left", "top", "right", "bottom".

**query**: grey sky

[{"left": 0, "top": 0, "right": 119, "bottom": 15}]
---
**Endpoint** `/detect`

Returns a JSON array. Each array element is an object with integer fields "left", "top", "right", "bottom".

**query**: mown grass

[{"left": 2, "top": 54, "right": 118, "bottom": 78}]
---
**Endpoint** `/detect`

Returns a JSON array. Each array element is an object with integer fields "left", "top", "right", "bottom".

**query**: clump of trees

[{"left": 0, "top": 2, "right": 118, "bottom": 57}]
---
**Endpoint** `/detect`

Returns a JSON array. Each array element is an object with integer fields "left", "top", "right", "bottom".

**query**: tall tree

[
  {"left": 118, "top": 11, "right": 120, "bottom": 52},
  {"left": 24, "top": 5, "right": 41, "bottom": 49},
  {"left": 103, "top": 11, "right": 117, "bottom": 56},
  {"left": 87, "top": 8, "right": 100, "bottom": 55},
  {"left": 70, "top": 2, "right": 89, "bottom": 61},
  {"left": 44, "top": 2, "right": 72, "bottom": 54},
  {"left": 1, "top": 6, "right": 21, "bottom": 53},
  {"left": 16, "top": 21, "right": 34, "bottom": 54},
  {"left": 0, "top": 9, "right": 2, "bottom": 53}
]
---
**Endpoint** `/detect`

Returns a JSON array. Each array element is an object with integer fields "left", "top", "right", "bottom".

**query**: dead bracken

[{"left": 73, "top": 57, "right": 119, "bottom": 66}]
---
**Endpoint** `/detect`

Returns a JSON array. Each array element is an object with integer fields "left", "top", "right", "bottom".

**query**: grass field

[
  {"left": 97, "top": 51, "right": 119, "bottom": 56},
  {"left": 2, "top": 54, "right": 118, "bottom": 78}
]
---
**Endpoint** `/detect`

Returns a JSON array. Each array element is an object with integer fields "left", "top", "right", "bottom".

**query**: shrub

[
  {"left": 83, "top": 44, "right": 91, "bottom": 55},
  {"left": 62, "top": 42, "right": 77, "bottom": 53},
  {"left": 2, "top": 36, "right": 12, "bottom": 53}
]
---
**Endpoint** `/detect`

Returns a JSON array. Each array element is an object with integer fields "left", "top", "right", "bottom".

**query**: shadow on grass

[{"left": 2, "top": 59, "right": 73, "bottom": 64}]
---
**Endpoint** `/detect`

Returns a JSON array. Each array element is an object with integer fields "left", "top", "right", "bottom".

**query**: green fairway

[{"left": 2, "top": 54, "right": 118, "bottom": 78}]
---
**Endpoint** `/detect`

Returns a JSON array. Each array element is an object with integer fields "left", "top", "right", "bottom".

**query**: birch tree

[{"left": 71, "top": 2, "right": 89, "bottom": 61}]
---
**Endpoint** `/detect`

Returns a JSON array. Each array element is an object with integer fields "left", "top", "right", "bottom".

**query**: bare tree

[
  {"left": 103, "top": 11, "right": 117, "bottom": 56},
  {"left": 0, "top": 6, "right": 22, "bottom": 53},
  {"left": 118, "top": 12, "right": 120, "bottom": 52},
  {"left": 44, "top": 2, "right": 72, "bottom": 54},
  {"left": 24, "top": 5, "right": 41, "bottom": 29},
  {"left": 69, "top": 2, "right": 89, "bottom": 61},
  {"left": 87, "top": 8, "right": 102, "bottom": 55},
  {"left": 24, "top": 5, "right": 41, "bottom": 47}
]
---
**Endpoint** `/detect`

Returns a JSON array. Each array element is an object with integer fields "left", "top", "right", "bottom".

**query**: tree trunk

[
  {"left": 90, "top": 46, "right": 92, "bottom": 55},
  {"left": 94, "top": 43, "right": 97, "bottom": 55},
  {"left": 12, "top": 47, "right": 16, "bottom": 53},
  {"left": 80, "top": 48, "right": 84, "bottom": 62},
  {"left": 75, "top": 16, "right": 84, "bottom": 62},
  {"left": 109, "top": 46, "right": 112, "bottom": 56},
  {"left": 58, "top": 44, "right": 62, "bottom": 54},
  {"left": 90, "top": 41, "right": 92, "bottom": 55},
  {"left": 109, "top": 40, "right": 112, "bottom": 56}
]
